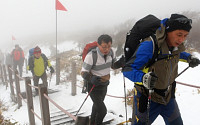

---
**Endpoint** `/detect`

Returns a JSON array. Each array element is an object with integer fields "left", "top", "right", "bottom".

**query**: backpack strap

[
  {"left": 145, "top": 35, "right": 159, "bottom": 68},
  {"left": 41, "top": 54, "right": 49, "bottom": 70},
  {"left": 91, "top": 48, "right": 114, "bottom": 67},
  {"left": 91, "top": 49, "right": 97, "bottom": 67},
  {"left": 110, "top": 49, "right": 114, "bottom": 62},
  {"left": 145, "top": 35, "right": 177, "bottom": 68}
]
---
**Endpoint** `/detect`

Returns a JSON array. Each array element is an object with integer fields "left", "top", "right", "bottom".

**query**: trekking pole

[
  {"left": 123, "top": 76, "right": 128, "bottom": 125},
  {"left": 49, "top": 73, "right": 52, "bottom": 87},
  {"left": 146, "top": 89, "right": 153, "bottom": 125},
  {"left": 177, "top": 60, "right": 200, "bottom": 78},
  {"left": 146, "top": 68, "right": 156, "bottom": 124},
  {"left": 131, "top": 92, "right": 135, "bottom": 125},
  {"left": 177, "top": 66, "right": 189, "bottom": 78},
  {"left": 75, "top": 85, "right": 95, "bottom": 116}
]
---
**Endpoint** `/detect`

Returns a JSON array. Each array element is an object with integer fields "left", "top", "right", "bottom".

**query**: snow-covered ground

[{"left": 0, "top": 41, "right": 200, "bottom": 125}]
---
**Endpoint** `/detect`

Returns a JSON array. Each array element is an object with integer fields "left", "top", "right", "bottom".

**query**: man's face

[
  {"left": 98, "top": 41, "right": 112, "bottom": 55},
  {"left": 166, "top": 30, "right": 189, "bottom": 47},
  {"left": 34, "top": 53, "right": 41, "bottom": 59},
  {"left": 15, "top": 46, "right": 19, "bottom": 50}
]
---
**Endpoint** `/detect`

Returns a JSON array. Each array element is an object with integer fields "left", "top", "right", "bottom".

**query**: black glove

[
  {"left": 82, "top": 72, "right": 91, "bottom": 81},
  {"left": 112, "top": 55, "right": 125, "bottom": 69},
  {"left": 50, "top": 66, "right": 55, "bottom": 73},
  {"left": 142, "top": 72, "right": 158, "bottom": 89},
  {"left": 188, "top": 56, "right": 200, "bottom": 68},
  {"left": 91, "top": 75, "right": 102, "bottom": 86},
  {"left": 119, "top": 55, "right": 125, "bottom": 67}
]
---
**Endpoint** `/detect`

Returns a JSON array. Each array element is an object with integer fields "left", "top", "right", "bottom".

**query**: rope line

[
  {"left": 18, "top": 93, "right": 27, "bottom": 103},
  {"left": 28, "top": 83, "right": 39, "bottom": 89},
  {"left": 31, "top": 109, "right": 42, "bottom": 121},
  {"left": 177, "top": 81, "right": 200, "bottom": 89},
  {"left": 43, "top": 93, "right": 77, "bottom": 121}
]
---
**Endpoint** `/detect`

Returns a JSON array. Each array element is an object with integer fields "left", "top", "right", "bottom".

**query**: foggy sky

[{"left": 0, "top": 0, "right": 200, "bottom": 52}]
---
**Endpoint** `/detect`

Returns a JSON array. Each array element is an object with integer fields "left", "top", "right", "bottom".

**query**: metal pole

[
  {"left": 56, "top": 2, "right": 59, "bottom": 85},
  {"left": 123, "top": 76, "right": 128, "bottom": 125},
  {"left": 146, "top": 89, "right": 153, "bottom": 125}
]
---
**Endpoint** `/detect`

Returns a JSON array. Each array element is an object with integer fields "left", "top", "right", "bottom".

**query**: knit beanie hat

[
  {"left": 34, "top": 46, "right": 41, "bottom": 54},
  {"left": 15, "top": 44, "right": 19, "bottom": 48},
  {"left": 166, "top": 14, "right": 192, "bottom": 32}
]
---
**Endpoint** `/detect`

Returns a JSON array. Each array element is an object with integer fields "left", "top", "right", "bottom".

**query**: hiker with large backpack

[
  {"left": 28, "top": 46, "right": 55, "bottom": 95},
  {"left": 122, "top": 14, "right": 200, "bottom": 125},
  {"left": 81, "top": 34, "right": 124, "bottom": 125},
  {"left": 11, "top": 44, "right": 25, "bottom": 77}
]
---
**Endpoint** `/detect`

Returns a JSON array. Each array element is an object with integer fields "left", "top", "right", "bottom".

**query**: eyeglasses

[
  {"left": 174, "top": 17, "right": 192, "bottom": 25},
  {"left": 100, "top": 45, "right": 111, "bottom": 50}
]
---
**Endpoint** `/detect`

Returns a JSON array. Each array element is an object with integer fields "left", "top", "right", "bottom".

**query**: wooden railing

[{"left": 1, "top": 60, "right": 199, "bottom": 125}]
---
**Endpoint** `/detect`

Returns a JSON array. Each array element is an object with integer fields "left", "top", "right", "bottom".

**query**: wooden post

[
  {"left": 71, "top": 61, "right": 76, "bottom": 96},
  {"left": 25, "top": 77, "right": 35, "bottom": 125},
  {"left": 25, "top": 58, "right": 28, "bottom": 74},
  {"left": 38, "top": 84, "right": 50, "bottom": 125},
  {"left": 2, "top": 65, "right": 8, "bottom": 87},
  {"left": 0, "top": 64, "right": 4, "bottom": 83},
  {"left": 56, "top": 57, "right": 60, "bottom": 85},
  {"left": 14, "top": 70, "right": 22, "bottom": 108},
  {"left": 8, "top": 65, "right": 15, "bottom": 101}
]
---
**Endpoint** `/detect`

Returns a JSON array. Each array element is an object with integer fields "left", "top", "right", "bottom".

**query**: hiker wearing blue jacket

[{"left": 123, "top": 14, "right": 200, "bottom": 125}]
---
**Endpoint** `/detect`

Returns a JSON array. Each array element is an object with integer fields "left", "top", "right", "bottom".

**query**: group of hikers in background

[
  {"left": 0, "top": 45, "right": 55, "bottom": 95},
  {"left": 0, "top": 44, "right": 25, "bottom": 77}
]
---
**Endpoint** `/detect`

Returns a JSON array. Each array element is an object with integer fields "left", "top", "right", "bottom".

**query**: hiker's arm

[
  {"left": 123, "top": 41, "right": 154, "bottom": 83},
  {"left": 21, "top": 50, "right": 25, "bottom": 58},
  {"left": 179, "top": 52, "right": 191, "bottom": 62},
  {"left": 42, "top": 54, "right": 52, "bottom": 68},
  {"left": 47, "top": 60, "right": 52, "bottom": 67},
  {"left": 46, "top": 60, "right": 55, "bottom": 73},
  {"left": 180, "top": 52, "right": 200, "bottom": 68},
  {"left": 20, "top": 51, "right": 25, "bottom": 65},
  {"left": 28, "top": 57, "right": 34, "bottom": 75},
  {"left": 81, "top": 52, "right": 93, "bottom": 73}
]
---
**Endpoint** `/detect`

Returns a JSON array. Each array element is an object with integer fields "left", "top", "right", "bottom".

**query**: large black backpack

[{"left": 124, "top": 15, "right": 161, "bottom": 64}]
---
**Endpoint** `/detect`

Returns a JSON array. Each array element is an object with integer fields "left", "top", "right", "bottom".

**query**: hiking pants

[
  {"left": 13, "top": 61, "right": 23, "bottom": 77},
  {"left": 88, "top": 83, "right": 107, "bottom": 125},
  {"left": 132, "top": 89, "right": 183, "bottom": 125},
  {"left": 33, "top": 72, "right": 48, "bottom": 94}
]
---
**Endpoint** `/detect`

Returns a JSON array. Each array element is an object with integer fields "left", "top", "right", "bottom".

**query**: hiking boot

[{"left": 75, "top": 116, "right": 89, "bottom": 125}]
